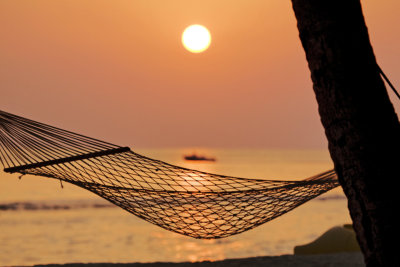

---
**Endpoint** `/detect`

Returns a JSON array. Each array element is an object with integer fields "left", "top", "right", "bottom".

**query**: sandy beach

[{"left": 34, "top": 252, "right": 364, "bottom": 267}]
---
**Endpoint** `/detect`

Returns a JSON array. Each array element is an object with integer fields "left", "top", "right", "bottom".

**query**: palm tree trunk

[{"left": 291, "top": 0, "right": 400, "bottom": 265}]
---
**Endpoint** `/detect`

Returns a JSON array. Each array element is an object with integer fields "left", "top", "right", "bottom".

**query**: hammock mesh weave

[{"left": 0, "top": 110, "right": 339, "bottom": 239}]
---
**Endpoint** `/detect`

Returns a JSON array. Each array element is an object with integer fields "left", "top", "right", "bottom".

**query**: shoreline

[{"left": 33, "top": 252, "right": 364, "bottom": 267}]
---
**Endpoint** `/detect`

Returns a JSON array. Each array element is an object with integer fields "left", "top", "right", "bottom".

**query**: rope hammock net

[{"left": 0, "top": 110, "right": 339, "bottom": 239}]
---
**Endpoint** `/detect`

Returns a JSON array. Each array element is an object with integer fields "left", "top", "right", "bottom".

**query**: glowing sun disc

[{"left": 182, "top": 25, "right": 211, "bottom": 53}]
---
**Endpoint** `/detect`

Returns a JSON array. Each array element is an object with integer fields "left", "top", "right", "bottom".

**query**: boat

[{"left": 184, "top": 153, "right": 216, "bottom": 162}]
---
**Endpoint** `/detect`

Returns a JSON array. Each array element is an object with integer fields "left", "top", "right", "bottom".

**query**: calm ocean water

[{"left": 0, "top": 148, "right": 351, "bottom": 266}]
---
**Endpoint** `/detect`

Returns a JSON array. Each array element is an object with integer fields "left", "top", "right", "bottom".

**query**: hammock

[{"left": 0, "top": 110, "right": 339, "bottom": 239}]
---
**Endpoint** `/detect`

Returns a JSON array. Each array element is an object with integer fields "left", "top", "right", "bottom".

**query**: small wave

[
  {"left": 0, "top": 194, "right": 346, "bottom": 212},
  {"left": 316, "top": 194, "right": 346, "bottom": 201},
  {"left": 0, "top": 200, "right": 115, "bottom": 211}
]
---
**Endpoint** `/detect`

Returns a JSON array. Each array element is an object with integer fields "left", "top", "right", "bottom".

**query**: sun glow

[{"left": 182, "top": 25, "right": 211, "bottom": 53}]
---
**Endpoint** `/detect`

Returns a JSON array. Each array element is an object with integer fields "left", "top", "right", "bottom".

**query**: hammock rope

[{"left": 0, "top": 110, "right": 339, "bottom": 239}]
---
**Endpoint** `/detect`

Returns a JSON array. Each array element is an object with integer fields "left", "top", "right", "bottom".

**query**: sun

[{"left": 182, "top": 25, "right": 211, "bottom": 53}]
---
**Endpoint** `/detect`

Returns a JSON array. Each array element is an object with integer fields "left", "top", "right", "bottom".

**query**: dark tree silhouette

[{"left": 291, "top": 0, "right": 400, "bottom": 266}]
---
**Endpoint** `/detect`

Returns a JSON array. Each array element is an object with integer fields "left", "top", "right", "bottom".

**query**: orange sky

[{"left": 1, "top": 0, "right": 399, "bottom": 149}]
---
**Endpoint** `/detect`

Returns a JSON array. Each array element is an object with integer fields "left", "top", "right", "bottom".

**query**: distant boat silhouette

[{"left": 184, "top": 153, "right": 216, "bottom": 162}]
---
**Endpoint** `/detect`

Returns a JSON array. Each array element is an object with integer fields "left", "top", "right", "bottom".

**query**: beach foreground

[{"left": 35, "top": 252, "right": 364, "bottom": 267}]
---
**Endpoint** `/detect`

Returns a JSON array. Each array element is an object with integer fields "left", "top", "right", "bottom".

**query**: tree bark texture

[{"left": 291, "top": 0, "right": 400, "bottom": 266}]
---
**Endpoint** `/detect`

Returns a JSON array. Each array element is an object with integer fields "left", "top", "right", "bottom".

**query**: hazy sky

[{"left": 1, "top": 0, "right": 399, "bottom": 149}]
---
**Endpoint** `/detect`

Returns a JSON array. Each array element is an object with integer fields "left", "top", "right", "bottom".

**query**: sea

[{"left": 0, "top": 148, "right": 351, "bottom": 266}]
